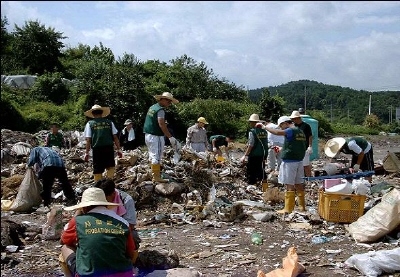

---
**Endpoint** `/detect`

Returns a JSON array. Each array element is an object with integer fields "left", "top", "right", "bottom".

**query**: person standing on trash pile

[
  {"left": 95, "top": 178, "right": 141, "bottom": 265},
  {"left": 186, "top": 117, "right": 209, "bottom": 153},
  {"left": 263, "top": 118, "right": 285, "bottom": 174},
  {"left": 290, "top": 110, "right": 313, "bottom": 178},
  {"left": 119, "top": 119, "right": 137, "bottom": 151},
  {"left": 143, "top": 92, "right": 179, "bottom": 183},
  {"left": 264, "top": 116, "right": 307, "bottom": 213},
  {"left": 240, "top": 114, "right": 269, "bottom": 188},
  {"left": 59, "top": 187, "right": 135, "bottom": 277},
  {"left": 45, "top": 123, "right": 66, "bottom": 149},
  {"left": 324, "top": 136, "right": 374, "bottom": 183},
  {"left": 27, "top": 146, "right": 77, "bottom": 207},
  {"left": 209, "top": 134, "right": 234, "bottom": 159},
  {"left": 83, "top": 104, "right": 122, "bottom": 181}
]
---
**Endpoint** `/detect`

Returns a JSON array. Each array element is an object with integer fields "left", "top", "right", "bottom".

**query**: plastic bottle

[
  {"left": 311, "top": 235, "right": 329, "bottom": 244},
  {"left": 251, "top": 233, "right": 263, "bottom": 245}
]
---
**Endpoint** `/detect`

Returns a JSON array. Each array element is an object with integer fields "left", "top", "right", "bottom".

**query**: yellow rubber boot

[
  {"left": 151, "top": 164, "right": 168, "bottom": 183},
  {"left": 261, "top": 180, "right": 269, "bottom": 192},
  {"left": 59, "top": 253, "right": 72, "bottom": 277},
  {"left": 277, "top": 191, "right": 295, "bottom": 214},
  {"left": 94, "top": 173, "right": 103, "bottom": 181},
  {"left": 132, "top": 250, "right": 139, "bottom": 264},
  {"left": 297, "top": 190, "right": 306, "bottom": 212},
  {"left": 106, "top": 167, "right": 115, "bottom": 179}
]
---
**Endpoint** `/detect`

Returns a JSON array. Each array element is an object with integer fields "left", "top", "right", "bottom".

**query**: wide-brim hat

[
  {"left": 84, "top": 105, "right": 111, "bottom": 118},
  {"left": 277, "top": 116, "right": 292, "bottom": 126},
  {"left": 124, "top": 119, "right": 133, "bottom": 125},
  {"left": 64, "top": 187, "right": 120, "bottom": 211},
  {"left": 324, "top": 137, "right": 346, "bottom": 158},
  {"left": 248, "top": 114, "right": 263, "bottom": 122},
  {"left": 154, "top": 92, "right": 179, "bottom": 104},
  {"left": 197, "top": 117, "right": 208, "bottom": 124},
  {"left": 290, "top": 111, "right": 302, "bottom": 119}
]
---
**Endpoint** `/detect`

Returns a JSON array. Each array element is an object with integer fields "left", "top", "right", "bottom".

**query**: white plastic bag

[
  {"left": 347, "top": 188, "right": 400, "bottom": 242},
  {"left": 42, "top": 205, "right": 64, "bottom": 240},
  {"left": 345, "top": 248, "right": 400, "bottom": 277},
  {"left": 352, "top": 178, "right": 371, "bottom": 195}
]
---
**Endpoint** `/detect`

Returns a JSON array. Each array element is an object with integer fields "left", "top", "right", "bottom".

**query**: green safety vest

[
  {"left": 88, "top": 118, "right": 114, "bottom": 148},
  {"left": 281, "top": 127, "right": 307, "bottom": 161},
  {"left": 75, "top": 213, "right": 132, "bottom": 276},
  {"left": 342, "top": 137, "right": 369, "bottom": 155},
  {"left": 143, "top": 103, "right": 164, "bottom": 136},
  {"left": 249, "top": 128, "right": 268, "bottom": 157}
]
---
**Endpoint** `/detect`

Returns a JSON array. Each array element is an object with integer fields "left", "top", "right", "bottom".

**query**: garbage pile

[{"left": 1, "top": 128, "right": 400, "bottom": 277}]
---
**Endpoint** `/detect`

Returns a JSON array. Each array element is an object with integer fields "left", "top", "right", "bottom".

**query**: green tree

[
  {"left": 363, "top": 114, "right": 380, "bottom": 130},
  {"left": 258, "top": 88, "right": 285, "bottom": 122},
  {"left": 30, "top": 72, "right": 70, "bottom": 104},
  {"left": 11, "top": 20, "right": 66, "bottom": 74}
]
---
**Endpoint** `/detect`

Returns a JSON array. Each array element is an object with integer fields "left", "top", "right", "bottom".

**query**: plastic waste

[
  {"left": 345, "top": 248, "right": 400, "bottom": 277},
  {"left": 251, "top": 233, "right": 263, "bottom": 245},
  {"left": 311, "top": 235, "right": 330, "bottom": 244},
  {"left": 208, "top": 184, "right": 216, "bottom": 203},
  {"left": 352, "top": 178, "right": 371, "bottom": 195}
]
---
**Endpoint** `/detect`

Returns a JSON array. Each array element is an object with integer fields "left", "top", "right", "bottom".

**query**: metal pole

[
  {"left": 304, "top": 86, "right": 307, "bottom": 113},
  {"left": 368, "top": 94, "right": 372, "bottom": 115}
]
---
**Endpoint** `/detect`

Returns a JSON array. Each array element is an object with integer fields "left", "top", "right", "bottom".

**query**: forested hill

[{"left": 249, "top": 80, "right": 399, "bottom": 124}]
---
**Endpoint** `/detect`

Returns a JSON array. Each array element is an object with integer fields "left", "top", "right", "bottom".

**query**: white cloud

[{"left": 1, "top": 1, "right": 400, "bottom": 91}]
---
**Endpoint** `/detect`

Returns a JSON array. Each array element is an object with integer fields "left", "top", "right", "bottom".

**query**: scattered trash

[
  {"left": 345, "top": 248, "right": 400, "bottom": 277},
  {"left": 311, "top": 235, "right": 330, "bottom": 244},
  {"left": 251, "top": 233, "right": 263, "bottom": 245}
]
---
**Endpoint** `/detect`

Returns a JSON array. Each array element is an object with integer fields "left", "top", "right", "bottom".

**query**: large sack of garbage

[
  {"left": 1, "top": 168, "right": 42, "bottom": 212},
  {"left": 347, "top": 188, "right": 400, "bottom": 242}
]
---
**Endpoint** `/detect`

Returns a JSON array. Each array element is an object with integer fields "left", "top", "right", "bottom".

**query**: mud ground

[{"left": 1, "top": 134, "right": 400, "bottom": 277}]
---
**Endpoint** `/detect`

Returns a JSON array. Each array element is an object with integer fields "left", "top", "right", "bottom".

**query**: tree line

[{"left": 1, "top": 18, "right": 399, "bottom": 145}]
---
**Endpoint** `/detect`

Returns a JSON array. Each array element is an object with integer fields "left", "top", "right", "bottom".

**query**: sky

[{"left": 2, "top": 1, "right": 400, "bottom": 92}]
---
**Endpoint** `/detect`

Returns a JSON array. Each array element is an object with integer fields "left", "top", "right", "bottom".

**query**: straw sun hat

[
  {"left": 248, "top": 114, "right": 263, "bottom": 122},
  {"left": 64, "top": 187, "right": 119, "bottom": 211},
  {"left": 154, "top": 92, "right": 179, "bottom": 104},
  {"left": 289, "top": 111, "right": 302, "bottom": 119},
  {"left": 197, "top": 117, "right": 208, "bottom": 124},
  {"left": 324, "top": 137, "right": 346, "bottom": 158},
  {"left": 84, "top": 104, "right": 111, "bottom": 118}
]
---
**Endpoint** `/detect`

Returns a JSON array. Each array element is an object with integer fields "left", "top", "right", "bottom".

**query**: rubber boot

[
  {"left": 132, "top": 250, "right": 139, "bottom": 264},
  {"left": 261, "top": 180, "right": 269, "bottom": 192},
  {"left": 151, "top": 164, "right": 168, "bottom": 183},
  {"left": 277, "top": 191, "right": 295, "bottom": 214},
  {"left": 59, "top": 253, "right": 72, "bottom": 277},
  {"left": 297, "top": 190, "right": 306, "bottom": 212},
  {"left": 94, "top": 173, "right": 103, "bottom": 181},
  {"left": 106, "top": 167, "right": 115, "bottom": 179}
]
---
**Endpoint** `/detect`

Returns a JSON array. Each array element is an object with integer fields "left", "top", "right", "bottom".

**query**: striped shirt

[{"left": 27, "top": 146, "right": 65, "bottom": 171}]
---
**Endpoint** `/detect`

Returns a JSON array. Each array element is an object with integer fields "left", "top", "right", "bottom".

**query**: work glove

[
  {"left": 240, "top": 155, "right": 248, "bottom": 163},
  {"left": 213, "top": 147, "right": 217, "bottom": 152},
  {"left": 169, "top": 137, "right": 177, "bottom": 148},
  {"left": 306, "top": 146, "right": 313, "bottom": 155},
  {"left": 353, "top": 164, "right": 360, "bottom": 172},
  {"left": 117, "top": 150, "right": 123, "bottom": 158}
]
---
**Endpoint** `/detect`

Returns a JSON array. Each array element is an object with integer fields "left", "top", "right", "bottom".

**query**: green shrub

[{"left": 0, "top": 97, "right": 26, "bottom": 131}]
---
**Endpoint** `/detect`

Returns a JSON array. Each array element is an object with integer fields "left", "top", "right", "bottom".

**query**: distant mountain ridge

[{"left": 248, "top": 80, "right": 400, "bottom": 124}]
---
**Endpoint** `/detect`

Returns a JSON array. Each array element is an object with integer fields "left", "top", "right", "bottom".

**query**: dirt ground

[{"left": 1, "top": 134, "right": 400, "bottom": 277}]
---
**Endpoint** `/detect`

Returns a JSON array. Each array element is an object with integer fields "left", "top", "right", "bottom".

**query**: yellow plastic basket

[{"left": 318, "top": 191, "right": 366, "bottom": 223}]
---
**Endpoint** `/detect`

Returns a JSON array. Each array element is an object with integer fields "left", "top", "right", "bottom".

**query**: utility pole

[
  {"left": 304, "top": 86, "right": 307, "bottom": 113},
  {"left": 330, "top": 102, "right": 333, "bottom": 123},
  {"left": 368, "top": 94, "right": 372, "bottom": 115}
]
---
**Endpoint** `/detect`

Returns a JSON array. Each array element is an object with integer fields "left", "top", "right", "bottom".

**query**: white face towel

[{"left": 128, "top": 128, "right": 135, "bottom": 141}]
